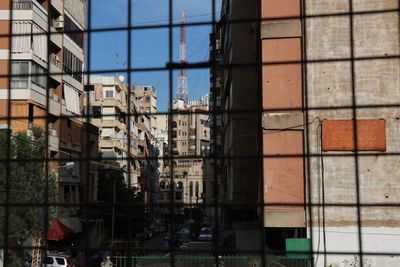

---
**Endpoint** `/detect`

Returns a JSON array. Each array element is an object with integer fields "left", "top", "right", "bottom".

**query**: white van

[{"left": 43, "top": 254, "right": 74, "bottom": 267}]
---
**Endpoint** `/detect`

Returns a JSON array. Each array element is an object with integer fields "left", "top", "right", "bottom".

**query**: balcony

[
  {"left": 48, "top": 95, "right": 60, "bottom": 116},
  {"left": 50, "top": 26, "right": 62, "bottom": 49},
  {"left": 13, "top": 0, "right": 48, "bottom": 30},
  {"left": 102, "top": 98, "right": 126, "bottom": 112},
  {"left": 100, "top": 138, "right": 123, "bottom": 150},
  {"left": 101, "top": 120, "right": 127, "bottom": 132},
  {"left": 50, "top": 0, "right": 63, "bottom": 14},
  {"left": 48, "top": 128, "right": 59, "bottom": 152},
  {"left": 63, "top": 71, "right": 84, "bottom": 93},
  {"left": 12, "top": 0, "right": 33, "bottom": 10}
]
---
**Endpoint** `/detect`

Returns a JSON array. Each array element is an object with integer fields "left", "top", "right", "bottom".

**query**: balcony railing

[{"left": 13, "top": 0, "right": 33, "bottom": 10}]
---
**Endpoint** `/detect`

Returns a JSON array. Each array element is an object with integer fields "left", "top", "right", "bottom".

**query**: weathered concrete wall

[{"left": 306, "top": 0, "right": 400, "bottom": 265}]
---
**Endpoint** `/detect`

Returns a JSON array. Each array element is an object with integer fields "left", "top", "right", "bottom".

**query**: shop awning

[
  {"left": 59, "top": 217, "right": 83, "bottom": 233},
  {"left": 47, "top": 220, "right": 73, "bottom": 241}
]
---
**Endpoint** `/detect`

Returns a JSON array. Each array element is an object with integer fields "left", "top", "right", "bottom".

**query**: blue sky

[{"left": 88, "top": 0, "right": 220, "bottom": 111}]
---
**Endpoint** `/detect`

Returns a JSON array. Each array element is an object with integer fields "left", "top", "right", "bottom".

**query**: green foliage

[{"left": 0, "top": 129, "right": 57, "bottom": 246}]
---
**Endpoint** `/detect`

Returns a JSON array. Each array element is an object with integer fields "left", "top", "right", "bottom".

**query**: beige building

[
  {"left": 158, "top": 98, "right": 210, "bottom": 211},
  {"left": 134, "top": 84, "right": 157, "bottom": 136},
  {"left": 85, "top": 75, "right": 141, "bottom": 186}
]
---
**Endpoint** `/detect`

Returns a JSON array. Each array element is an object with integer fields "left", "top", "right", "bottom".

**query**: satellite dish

[{"left": 118, "top": 75, "right": 125, "bottom": 82}]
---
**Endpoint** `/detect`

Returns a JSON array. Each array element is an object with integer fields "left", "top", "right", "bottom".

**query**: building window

[
  {"left": 31, "top": 62, "right": 46, "bottom": 88},
  {"left": 159, "top": 181, "right": 165, "bottom": 190},
  {"left": 195, "top": 182, "right": 199, "bottom": 198},
  {"left": 105, "top": 90, "right": 114, "bottom": 98},
  {"left": 92, "top": 106, "right": 101, "bottom": 118},
  {"left": 11, "top": 61, "right": 29, "bottom": 88},
  {"left": 175, "top": 192, "right": 182, "bottom": 200},
  {"left": 177, "top": 182, "right": 183, "bottom": 189},
  {"left": 63, "top": 48, "right": 83, "bottom": 82},
  {"left": 64, "top": 15, "right": 84, "bottom": 48}
]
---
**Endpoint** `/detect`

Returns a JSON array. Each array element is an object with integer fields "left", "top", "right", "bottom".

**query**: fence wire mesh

[{"left": 0, "top": 0, "right": 400, "bottom": 267}]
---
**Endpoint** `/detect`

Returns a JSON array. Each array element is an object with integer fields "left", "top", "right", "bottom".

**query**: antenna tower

[{"left": 177, "top": 10, "right": 188, "bottom": 104}]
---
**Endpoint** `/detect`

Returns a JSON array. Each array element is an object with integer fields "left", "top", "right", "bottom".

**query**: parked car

[
  {"left": 198, "top": 227, "right": 213, "bottom": 241},
  {"left": 177, "top": 228, "right": 190, "bottom": 236},
  {"left": 177, "top": 228, "right": 191, "bottom": 243},
  {"left": 43, "top": 254, "right": 74, "bottom": 267}
]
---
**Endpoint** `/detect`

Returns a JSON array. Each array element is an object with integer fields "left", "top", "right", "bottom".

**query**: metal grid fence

[{"left": 0, "top": 0, "right": 400, "bottom": 267}]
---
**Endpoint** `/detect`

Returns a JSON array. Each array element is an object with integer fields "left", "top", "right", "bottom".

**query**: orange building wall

[
  {"left": 262, "top": 0, "right": 304, "bottom": 227},
  {"left": 0, "top": 20, "right": 10, "bottom": 50},
  {"left": 322, "top": 119, "right": 386, "bottom": 151},
  {"left": 262, "top": 38, "right": 302, "bottom": 110},
  {"left": 263, "top": 131, "right": 304, "bottom": 209},
  {"left": 10, "top": 102, "right": 29, "bottom": 132},
  {"left": 262, "top": 0, "right": 300, "bottom": 19},
  {"left": 0, "top": 2, "right": 11, "bottom": 9},
  {"left": 0, "top": 59, "right": 9, "bottom": 89}
]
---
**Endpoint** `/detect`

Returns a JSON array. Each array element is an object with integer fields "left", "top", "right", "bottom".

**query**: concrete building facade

[
  {"left": 303, "top": 1, "right": 400, "bottom": 266},
  {"left": 134, "top": 84, "right": 157, "bottom": 136},
  {"left": 214, "top": 0, "right": 400, "bottom": 264},
  {"left": 158, "top": 99, "right": 210, "bottom": 213},
  {"left": 0, "top": 0, "right": 90, "bottom": 230},
  {"left": 84, "top": 75, "right": 141, "bottom": 186}
]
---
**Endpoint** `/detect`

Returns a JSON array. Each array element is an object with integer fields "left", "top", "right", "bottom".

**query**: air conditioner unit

[
  {"left": 50, "top": 129, "right": 57, "bottom": 136},
  {"left": 54, "top": 21, "right": 64, "bottom": 29}
]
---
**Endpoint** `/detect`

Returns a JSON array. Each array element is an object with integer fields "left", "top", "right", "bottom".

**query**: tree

[
  {"left": 0, "top": 129, "right": 57, "bottom": 266},
  {"left": 97, "top": 167, "right": 145, "bottom": 239}
]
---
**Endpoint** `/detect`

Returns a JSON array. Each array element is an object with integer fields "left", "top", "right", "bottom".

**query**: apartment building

[
  {"left": 85, "top": 75, "right": 141, "bottom": 186},
  {"left": 134, "top": 84, "right": 157, "bottom": 136},
  {"left": 133, "top": 84, "right": 160, "bottom": 206},
  {"left": 158, "top": 98, "right": 210, "bottom": 213},
  {"left": 215, "top": 0, "right": 400, "bottom": 265},
  {"left": 0, "top": 0, "right": 88, "bottom": 236},
  {"left": 212, "top": 0, "right": 261, "bottom": 230},
  {"left": 85, "top": 76, "right": 161, "bottom": 208},
  {"left": 204, "top": 28, "right": 223, "bottom": 220}
]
